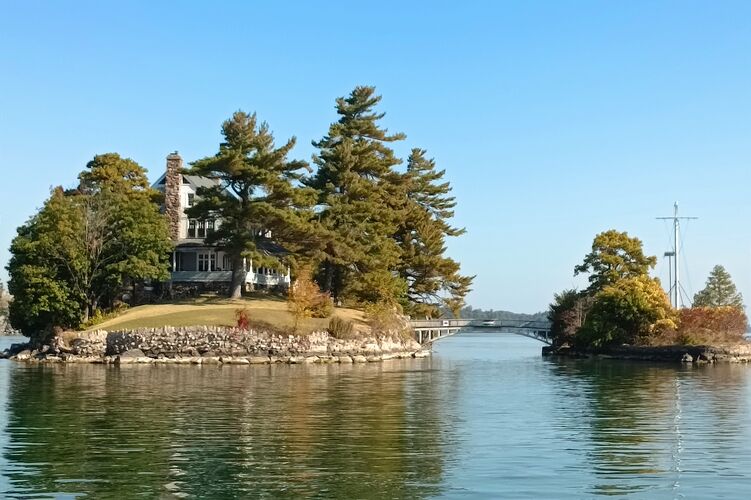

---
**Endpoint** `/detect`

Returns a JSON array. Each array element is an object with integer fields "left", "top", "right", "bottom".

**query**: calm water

[{"left": 1, "top": 334, "right": 751, "bottom": 499}]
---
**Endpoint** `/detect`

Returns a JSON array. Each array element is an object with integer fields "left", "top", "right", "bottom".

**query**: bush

[
  {"left": 288, "top": 268, "right": 332, "bottom": 330},
  {"left": 311, "top": 294, "right": 334, "bottom": 318},
  {"left": 365, "top": 302, "right": 411, "bottom": 339},
  {"left": 235, "top": 308, "right": 250, "bottom": 330},
  {"left": 677, "top": 306, "right": 748, "bottom": 344},
  {"left": 328, "top": 316, "right": 356, "bottom": 339}
]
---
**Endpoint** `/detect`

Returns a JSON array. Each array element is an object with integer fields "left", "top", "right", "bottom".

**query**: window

[
  {"left": 188, "top": 220, "right": 196, "bottom": 238},
  {"left": 198, "top": 253, "right": 215, "bottom": 272},
  {"left": 187, "top": 193, "right": 195, "bottom": 207},
  {"left": 222, "top": 255, "right": 231, "bottom": 271},
  {"left": 197, "top": 220, "right": 206, "bottom": 238},
  {"left": 207, "top": 219, "right": 215, "bottom": 236}
]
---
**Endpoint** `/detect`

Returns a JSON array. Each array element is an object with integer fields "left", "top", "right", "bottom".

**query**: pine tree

[
  {"left": 306, "top": 86, "right": 406, "bottom": 304},
  {"left": 397, "top": 149, "right": 472, "bottom": 317},
  {"left": 187, "top": 111, "right": 315, "bottom": 298},
  {"left": 693, "top": 265, "right": 744, "bottom": 308}
]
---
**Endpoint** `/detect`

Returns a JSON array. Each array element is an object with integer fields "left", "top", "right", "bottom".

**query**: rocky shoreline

[
  {"left": 542, "top": 343, "right": 751, "bottom": 364},
  {"left": 1, "top": 326, "right": 430, "bottom": 365}
]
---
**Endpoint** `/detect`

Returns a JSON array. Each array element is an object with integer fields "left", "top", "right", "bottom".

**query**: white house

[{"left": 152, "top": 152, "right": 291, "bottom": 291}]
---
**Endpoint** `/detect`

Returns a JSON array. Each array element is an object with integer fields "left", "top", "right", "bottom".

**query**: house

[{"left": 152, "top": 152, "right": 291, "bottom": 292}]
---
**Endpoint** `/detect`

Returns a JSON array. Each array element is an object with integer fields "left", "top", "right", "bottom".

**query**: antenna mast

[{"left": 656, "top": 202, "right": 697, "bottom": 308}]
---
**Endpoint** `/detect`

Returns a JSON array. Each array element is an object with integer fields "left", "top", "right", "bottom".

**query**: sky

[{"left": 1, "top": 1, "right": 749, "bottom": 313}]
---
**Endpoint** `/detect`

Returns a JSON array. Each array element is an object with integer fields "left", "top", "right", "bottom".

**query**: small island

[
  {"left": 543, "top": 230, "right": 749, "bottom": 363},
  {"left": 2, "top": 87, "right": 470, "bottom": 364}
]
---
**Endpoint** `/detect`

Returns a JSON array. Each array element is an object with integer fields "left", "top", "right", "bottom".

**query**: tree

[
  {"left": 576, "top": 276, "right": 676, "bottom": 347},
  {"left": 7, "top": 154, "right": 172, "bottom": 341},
  {"left": 186, "top": 111, "right": 315, "bottom": 298},
  {"left": 306, "top": 86, "right": 406, "bottom": 304},
  {"left": 574, "top": 230, "right": 657, "bottom": 293},
  {"left": 548, "top": 289, "right": 593, "bottom": 347},
  {"left": 396, "top": 149, "right": 472, "bottom": 317},
  {"left": 693, "top": 265, "right": 744, "bottom": 308}
]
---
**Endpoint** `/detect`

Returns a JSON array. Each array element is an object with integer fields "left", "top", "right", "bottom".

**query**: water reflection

[
  {"left": 3, "top": 334, "right": 751, "bottom": 499},
  {"left": 549, "top": 359, "right": 751, "bottom": 497},
  {"left": 1, "top": 361, "right": 453, "bottom": 498}
]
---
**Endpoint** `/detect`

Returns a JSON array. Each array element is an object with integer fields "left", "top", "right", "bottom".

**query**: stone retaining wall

[{"left": 5, "top": 326, "right": 428, "bottom": 365}]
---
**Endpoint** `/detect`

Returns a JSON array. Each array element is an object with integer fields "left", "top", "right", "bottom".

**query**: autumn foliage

[{"left": 676, "top": 306, "right": 748, "bottom": 345}]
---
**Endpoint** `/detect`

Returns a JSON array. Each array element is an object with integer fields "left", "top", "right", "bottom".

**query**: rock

[
  {"left": 338, "top": 355, "right": 353, "bottom": 363},
  {"left": 135, "top": 357, "right": 154, "bottom": 364},
  {"left": 14, "top": 350, "right": 32, "bottom": 361},
  {"left": 247, "top": 356, "right": 271, "bottom": 364},
  {"left": 352, "top": 355, "right": 367, "bottom": 363},
  {"left": 120, "top": 348, "right": 146, "bottom": 359},
  {"left": 223, "top": 357, "right": 249, "bottom": 365},
  {"left": 366, "top": 355, "right": 382, "bottom": 362},
  {"left": 413, "top": 350, "right": 431, "bottom": 358},
  {"left": 381, "top": 353, "right": 397, "bottom": 361},
  {"left": 202, "top": 356, "right": 221, "bottom": 364},
  {"left": 681, "top": 353, "right": 693, "bottom": 363},
  {"left": 288, "top": 356, "right": 305, "bottom": 364}
]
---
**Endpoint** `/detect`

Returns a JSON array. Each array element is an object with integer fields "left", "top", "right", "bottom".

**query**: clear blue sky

[{"left": 1, "top": 1, "right": 749, "bottom": 313}]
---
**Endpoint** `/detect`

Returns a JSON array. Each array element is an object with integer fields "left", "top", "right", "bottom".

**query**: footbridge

[{"left": 410, "top": 319, "right": 553, "bottom": 345}]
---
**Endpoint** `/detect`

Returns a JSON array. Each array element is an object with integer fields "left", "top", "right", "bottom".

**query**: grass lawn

[{"left": 87, "top": 296, "right": 367, "bottom": 333}]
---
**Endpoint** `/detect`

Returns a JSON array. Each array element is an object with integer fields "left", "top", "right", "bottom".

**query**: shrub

[
  {"left": 328, "top": 316, "right": 356, "bottom": 339},
  {"left": 677, "top": 306, "right": 748, "bottom": 345},
  {"left": 311, "top": 294, "right": 334, "bottom": 318},
  {"left": 235, "top": 308, "right": 250, "bottom": 331},
  {"left": 365, "top": 302, "right": 411, "bottom": 339},
  {"left": 288, "top": 268, "right": 332, "bottom": 330}
]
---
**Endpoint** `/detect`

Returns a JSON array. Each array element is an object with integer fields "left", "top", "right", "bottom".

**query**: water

[{"left": 1, "top": 333, "right": 751, "bottom": 499}]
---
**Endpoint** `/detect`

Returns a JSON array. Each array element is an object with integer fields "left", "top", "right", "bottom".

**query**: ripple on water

[{"left": 0, "top": 334, "right": 750, "bottom": 498}]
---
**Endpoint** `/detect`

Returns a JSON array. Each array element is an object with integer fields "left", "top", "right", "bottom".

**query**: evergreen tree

[
  {"left": 306, "top": 86, "right": 406, "bottom": 304},
  {"left": 186, "top": 111, "right": 315, "bottom": 298},
  {"left": 693, "top": 265, "right": 744, "bottom": 308},
  {"left": 397, "top": 149, "right": 472, "bottom": 317}
]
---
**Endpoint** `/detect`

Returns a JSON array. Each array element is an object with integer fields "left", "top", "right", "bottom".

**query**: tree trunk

[{"left": 230, "top": 254, "right": 247, "bottom": 299}]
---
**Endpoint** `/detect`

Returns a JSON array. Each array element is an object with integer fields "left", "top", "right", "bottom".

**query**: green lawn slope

[{"left": 87, "top": 297, "right": 367, "bottom": 333}]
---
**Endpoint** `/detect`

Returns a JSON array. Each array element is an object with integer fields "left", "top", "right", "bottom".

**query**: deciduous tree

[
  {"left": 574, "top": 230, "right": 657, "bottom": 293},
  {"left": 576, "top": 275, "right": 676, "bottom": 347}
]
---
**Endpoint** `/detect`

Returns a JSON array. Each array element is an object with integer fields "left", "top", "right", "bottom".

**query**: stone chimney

[{"left": 165, "top": 152, "right": 182, "bottom": 241}]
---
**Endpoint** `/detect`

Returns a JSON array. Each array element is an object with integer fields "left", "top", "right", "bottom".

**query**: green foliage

[
  {"left": 305, "top": 88, "right": 470, "bottom": 312},
  {"left": 574, "top": 230, "right": 657, "bottom": 293},
  {"left": 327, "top": 316, "right": 356, "bottom": 339},
  {"left": 187, "top": 111, "right": 315, "bottom": 298},
  {"left": 693, "top": 265, "right": 744, "bottom": 308},
  {"left": 397, "top": 149, "right": 473, "bottom": 317},
  {"left": 6, "top": 154, "right": 172, "bottom": 341},
  {"left": 576, "top": 276, "right": 676, "bottom": 347},
  {"left": 306, "top": 86, "right": 407, "bottom": 304}
]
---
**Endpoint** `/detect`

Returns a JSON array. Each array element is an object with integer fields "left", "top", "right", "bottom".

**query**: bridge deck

[{"left": 410, "top": 319, "right": 553, "bottom": 345}]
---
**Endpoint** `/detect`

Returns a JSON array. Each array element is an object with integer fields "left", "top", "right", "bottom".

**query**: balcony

[{"left": 171, "top": 271, "right": 290, "bottom": 286}]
